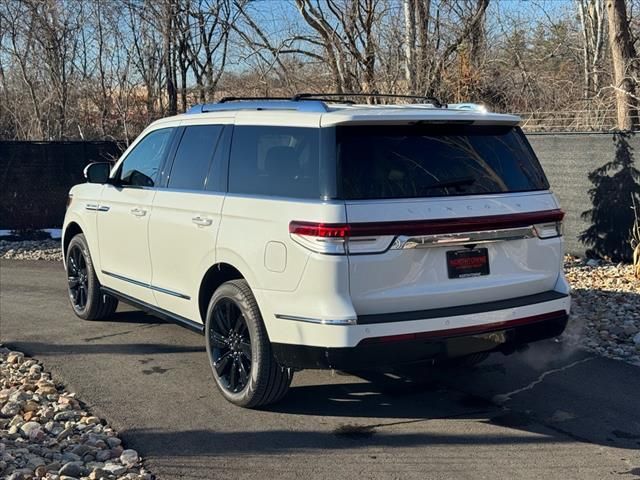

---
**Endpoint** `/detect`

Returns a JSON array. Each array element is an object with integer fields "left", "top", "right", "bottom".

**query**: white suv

[{"left": 63, "top": 94, "right": 571, "bottom": 408}]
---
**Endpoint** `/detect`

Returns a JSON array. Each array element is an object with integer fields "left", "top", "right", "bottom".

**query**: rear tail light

[
  {"left": 288, "top": 222, "right": 349, "bottom": 254},
  {"left": 288, "top": 222, "right": 393, "bottom": 254},
  {"left": 289, "top": 222, "right": 350, "bottom": 238}
]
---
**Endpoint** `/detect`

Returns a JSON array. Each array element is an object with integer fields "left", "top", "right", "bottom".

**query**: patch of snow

[
  {"left": 0, "top": 228, "right": 62, "bottom": 239},
  {"left": 43, "top": 228, "right": 62, "bottom": 239}
]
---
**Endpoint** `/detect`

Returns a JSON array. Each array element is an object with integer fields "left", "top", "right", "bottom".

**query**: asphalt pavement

[{"left": 1, "top": 259, "right": 639, "bottom": 479}]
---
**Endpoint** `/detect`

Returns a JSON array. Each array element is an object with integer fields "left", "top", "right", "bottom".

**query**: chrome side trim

[
  {"left": 391, "top": 226, "right": 536, "bottom": 249},
  {"left": 150, "top": 284, "right": 191, "bottom": 300},
  {"left": 85, "top": 204, "right": 110, "bottom": 212},
  {"left": 102, "top": 270, "right": 191, "bottom": 300},
  {"left": 275, "top": 314, "right": 357, "bottom": 326}
]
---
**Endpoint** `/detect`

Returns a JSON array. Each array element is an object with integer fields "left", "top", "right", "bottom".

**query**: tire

[
  {"left": 66, "top": 233, "right": 118, "bottom": 320},
  {"left": 205, "top": 279, "right": 293, "bottom": 408}
]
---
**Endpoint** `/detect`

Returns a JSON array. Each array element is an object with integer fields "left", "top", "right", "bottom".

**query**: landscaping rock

[
  {"left": 59, "top": 460, "right": 84, "bottom": 477},
  {"left": 562, "top": 256, "right": 640, "bottom": 366},
  {"left": 120, "top": 449, "right": 139, "bottom": 467},
  {"left": 0, "top": 240, "right": 62, "bottom": 261},
  {"left": 0, "top": 346, "right": 153, "bottom": 480}
]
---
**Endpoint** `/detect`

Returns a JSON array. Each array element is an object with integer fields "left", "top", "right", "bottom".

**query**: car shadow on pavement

[
  {"left": 263, "top": 342, "right": 640, "bottom": 451},
  {"left": 106, "top": 310, "right": 165, "bottom": 325},
  {"left": 6, "top": 341, "right": 206, "bottom": 356},
  {"left": 123, "top": 347, "right": 640, "bottom": 462},
  {"left": 123, "top": 424, "right": 571, "bottom": 460}
]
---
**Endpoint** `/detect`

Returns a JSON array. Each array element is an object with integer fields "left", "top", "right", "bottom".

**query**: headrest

[{"left": 264, "top": 146, "right": 299, "bottom": 176}]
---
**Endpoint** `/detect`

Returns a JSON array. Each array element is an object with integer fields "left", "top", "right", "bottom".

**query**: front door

[{"left": 98, "top": 127, "right": 176, "bottom": 305}]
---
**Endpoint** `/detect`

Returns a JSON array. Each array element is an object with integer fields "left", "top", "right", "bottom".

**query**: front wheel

[
  {"left": 66, "top": 233, "right": 118, "bottom": 320},
  {"left": 205, "top": 279, "right": 293, "bottom": 408}
]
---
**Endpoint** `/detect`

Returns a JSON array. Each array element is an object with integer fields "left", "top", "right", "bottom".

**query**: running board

[{"left": 100, "top": 286, "right": 205, "bottom": 334}]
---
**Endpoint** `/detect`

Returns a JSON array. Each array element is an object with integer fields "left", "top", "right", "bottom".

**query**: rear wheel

[
  {"left": 66, "top": 234, "right": 118, "bottom": 320},
  {"left": 205, "top": 279, "right": 293, "bottom": 408}
]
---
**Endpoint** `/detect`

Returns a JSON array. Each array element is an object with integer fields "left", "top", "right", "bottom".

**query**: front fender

[{"left": 62, "top": 184, "right": 103, "bottom": 275}]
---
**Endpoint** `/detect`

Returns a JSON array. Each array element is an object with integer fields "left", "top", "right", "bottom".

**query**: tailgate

[
  {"left": 346, "top": 192, "right": 563, "bottom": 316},
  {"left": 336, "top": 122, "right": 564, "bottom": 316}
]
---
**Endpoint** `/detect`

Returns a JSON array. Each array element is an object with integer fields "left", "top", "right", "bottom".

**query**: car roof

[
  {"left": 148, "top": 99, "right": 521, "bottom": 129},
  {"left": 318, "top": 105, "right": 519, "bottom": 126}
]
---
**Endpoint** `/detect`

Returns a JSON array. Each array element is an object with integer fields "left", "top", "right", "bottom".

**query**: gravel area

[
  {"left": 0, "top": 241, "right": 62, "bottom": 262},
  {"left": 0, "top": 346, "right": 154, "bottom": 480},
  {"left": 562, "top": 256, "right": 640, "bottom": 366}
]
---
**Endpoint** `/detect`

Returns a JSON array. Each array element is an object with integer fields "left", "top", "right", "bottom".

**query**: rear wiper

[{"left": 425, "top": 177, "right": 476, "bottom": 191}]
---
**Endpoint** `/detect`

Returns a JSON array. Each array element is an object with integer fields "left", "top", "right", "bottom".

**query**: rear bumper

[
  {"left": 272, "top": 310, "right": 568, "bottom": 370},
  {"left": 260, "top": 286, "right": 570, "bottom": 348}
]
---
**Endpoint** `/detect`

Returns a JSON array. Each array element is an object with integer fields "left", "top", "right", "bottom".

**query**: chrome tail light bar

[{"left": 290, "top": 209, "right": 564, "bottom": 254}]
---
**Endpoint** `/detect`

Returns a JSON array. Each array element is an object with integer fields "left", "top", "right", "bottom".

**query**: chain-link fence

[{"left": 514, "top": 99, "right": 637, "bottom": 132}]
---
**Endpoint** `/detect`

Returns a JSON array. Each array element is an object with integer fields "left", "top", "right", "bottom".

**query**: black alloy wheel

[
  {"left": 210, "top": 298, "right": 252, "bottom": 393},
  {"left": 67, "top": 244, "right": 89, "bottom": 310},
  {"left": 65, "top": 233, "right": 118, "bottom": 320},
  {"left": 205, "top": 279, "right": 293, "bottom": 408}
]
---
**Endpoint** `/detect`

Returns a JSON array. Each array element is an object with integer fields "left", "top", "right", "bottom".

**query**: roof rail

[
  {"left": 293, "top": 92, "right": 445, "bottom": 108},
  {"left": 186, "top": 97, "right": 331, "bottom": 114},
  {"left": 218, "top": 96, "right": 291, "bottom": 103},
  {"left": 184, "top": 93, "right": 461, "bottom": 114}
]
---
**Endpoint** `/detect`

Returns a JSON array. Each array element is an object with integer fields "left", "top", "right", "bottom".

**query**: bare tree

[
  {"left": 416, "top": 0, "right": 490, "bottom": 98},
  {"left": 0, "top": 0, "right": 637, "bottom": 139},
  {"left": 576, "top": 0, "right": 606, "bottom": 98},
  {"left": 163, "top": 0, "right": 178, "bottom": 115},
  {"left": 0, "top": 1, "right": 45, "bottom": 139},
  {"left": 125, "top": 0, "right": 163, "bottom": 121},
  {"left": 184, "top": 0, "right": 235, "bottom": 103},
  {"left": 26, "top": 0, "right": 82, "bottom": 139},
  {"left": 606, "top": 0, "right": 638, "bottom": 129},
  {"left": 294, "top": 0, "right": 384, "bottom": 95},
  {"left": 403, "top": 0, "right": 416, "bottom": 87}
]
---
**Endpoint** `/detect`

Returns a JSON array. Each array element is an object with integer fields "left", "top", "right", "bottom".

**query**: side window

[
  {"left": 119, "top": 128, "right": 174, "bottom": 187},
  {"left": 168, "top": 125, "right": 223, "bottom": 191},
  {"left": 228, "top": 126, "right": 320, "bottom": 199},
  {"left": 205, "top": 126, "right": 232, "bottom": 193}
]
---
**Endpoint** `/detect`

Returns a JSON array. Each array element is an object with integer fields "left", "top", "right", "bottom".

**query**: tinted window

[
  {"left": 229, "top": 126, "right": 320, "bottom": 198},
  {"left": 168, "top": 125, "right": 223, "bottom": 190},
  {"left": 205, "top": 126, "right": 232, "bottom": 193},
  {"left": 119, "top": 128, "right": 174, "bottom": 187},
  {"left": 337, "top": 125, "right": 549, "bottom": 200}
]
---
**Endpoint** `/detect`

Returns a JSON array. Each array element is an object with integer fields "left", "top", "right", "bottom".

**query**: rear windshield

[{"left": 336, "top": 124, "right": 549, "bottom": 200}]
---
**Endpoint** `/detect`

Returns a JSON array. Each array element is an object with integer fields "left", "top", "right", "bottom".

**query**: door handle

[
  {"left": 192, "top": 216, "right": 213, "bottom": 227},
  {"left": 130, "top": 207, "right": 147, "bottom": 217}
]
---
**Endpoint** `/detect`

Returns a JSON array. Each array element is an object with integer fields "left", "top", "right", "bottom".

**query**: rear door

[
  {"left": 148, "top": 119, "right": 232, "bottom": 322},
  {"left": 336, "top": 123, "right": 564, "bottom": 316}
]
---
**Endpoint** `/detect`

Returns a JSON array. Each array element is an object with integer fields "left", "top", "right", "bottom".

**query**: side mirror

[{"left": 84, "top": 162, "right": 111, "bottom": 184}]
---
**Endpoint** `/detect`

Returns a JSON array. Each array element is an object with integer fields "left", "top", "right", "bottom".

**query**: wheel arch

[
  {"left": 198, "top": 263, "right": 247, "bottom": 323},
  {"left": 63, "top": 221, "right": 84, "bottom": 257}
]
